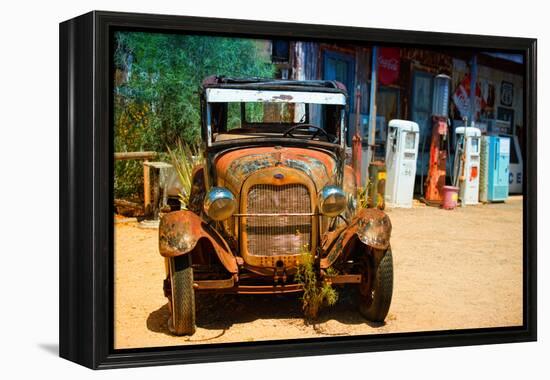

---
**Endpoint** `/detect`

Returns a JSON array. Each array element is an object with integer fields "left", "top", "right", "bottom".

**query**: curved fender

[
  {"left": 159, "top": 210, "right": 238, "bottom": 274},
  {"left": 321, "top": 208, "right": 392, "bottom": 269}
]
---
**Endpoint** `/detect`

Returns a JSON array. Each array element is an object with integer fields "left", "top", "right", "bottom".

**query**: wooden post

[{"left": 143, "top": 159, "right": 151, "bottom": 216}]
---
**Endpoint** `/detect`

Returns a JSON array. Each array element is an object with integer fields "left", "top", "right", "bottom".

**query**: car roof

[{"left": 201, "top": 76, "right": 348, "bottom": 95}]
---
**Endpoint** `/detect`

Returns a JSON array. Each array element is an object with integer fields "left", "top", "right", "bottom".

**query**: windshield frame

[{"left": 204, "top": 89, "right": 347, "bottom": 149}]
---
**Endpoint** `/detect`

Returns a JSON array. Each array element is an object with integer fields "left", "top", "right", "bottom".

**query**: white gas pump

[
  {"left": 385, "top": 120, "right": 420, "bottom": 208},
  {"left": 454, "top": 126, "right": 481, "bottom": 205}
]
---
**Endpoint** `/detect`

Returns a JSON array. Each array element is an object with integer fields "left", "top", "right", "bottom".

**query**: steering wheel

[{"left": 283, "top": 124, "right": 335, "bottom": 143}]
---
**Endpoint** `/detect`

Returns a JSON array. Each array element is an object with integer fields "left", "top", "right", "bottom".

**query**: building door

[
  {"left": 323, "top": 51, "right": 356, "bottom": 145},
  {"left": 411, "top": 70, "right": 434, "bottom": 176},
  {"left": 323, "top": 51, "right": 356, "bottom": 106}
]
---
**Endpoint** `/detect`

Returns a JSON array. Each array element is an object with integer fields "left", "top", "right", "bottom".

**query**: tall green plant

[
  {"left": 295, "top": 247, "right": 338, "bottom": 320},
  {"left": 167, "top": 141, "right": 203, "bottom": 209}
]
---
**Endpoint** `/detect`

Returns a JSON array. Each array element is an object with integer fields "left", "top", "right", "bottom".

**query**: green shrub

[
  {"left": 295, "top": 247, "right": 338, "bottom": 320},
  {"left": 114, "top": 160, "right": 144, "bottom": 200},
  {"left": 113, "top": 32, "right": 276, "bottom": 199}
]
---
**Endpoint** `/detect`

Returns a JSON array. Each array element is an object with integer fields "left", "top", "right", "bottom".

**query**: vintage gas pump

[
  {"left": 453, "top": 126, "right": 481, "bottom": 205},
  {"left": 479, "top": 135, "right": 510, "bottom": 202},
  {"left": 423, "top": 74, "right": 451, "bottom": 204},
  {"left": 385, "top": 119, "right": 420, "bottom": 208}
]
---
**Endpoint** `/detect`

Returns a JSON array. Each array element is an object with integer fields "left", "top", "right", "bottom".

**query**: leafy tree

[{"left": 113, "top": 32, "right": 275, "bottom": 198}]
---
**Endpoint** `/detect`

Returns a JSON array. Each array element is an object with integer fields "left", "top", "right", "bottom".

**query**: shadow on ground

[{"left": 146, "top": 288, "right": 385, "bottom": 338}]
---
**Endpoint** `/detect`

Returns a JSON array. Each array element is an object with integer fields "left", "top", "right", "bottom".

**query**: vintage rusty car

[{"left": 159, "top": 77, "right": 393, "bottom": 335}]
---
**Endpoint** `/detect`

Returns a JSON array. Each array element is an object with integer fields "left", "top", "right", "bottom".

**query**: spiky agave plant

[{"left": 167, "top": 140, "right": 203, "bottom": 210}]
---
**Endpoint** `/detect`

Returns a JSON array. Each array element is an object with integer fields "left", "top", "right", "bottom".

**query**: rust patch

[
  {"left": 271, "top": 94, "right": 294, "bottom": 101},
  {"left": 323, "top": 274, "right": 362, "bottom": 284},
  {"left": 216, "top": 147, "right": 337, "bottom": 192}
]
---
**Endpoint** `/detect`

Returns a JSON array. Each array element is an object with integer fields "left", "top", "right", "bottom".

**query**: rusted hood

[{"left": 215, "top": 147, "right": 338, "bottom": 192}]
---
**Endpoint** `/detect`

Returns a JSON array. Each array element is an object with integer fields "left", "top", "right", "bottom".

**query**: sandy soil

[{"left": 114, "top": 196, "right": 523, "bottom": 349}]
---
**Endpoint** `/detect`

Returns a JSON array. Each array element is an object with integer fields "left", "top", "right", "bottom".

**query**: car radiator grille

[{"left": 245, "top": 184, "right": 312, "bottom": 257}]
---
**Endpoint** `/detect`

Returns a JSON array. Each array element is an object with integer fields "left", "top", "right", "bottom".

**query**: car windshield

[{"left": 205, "top": 89, "right": 345, "bottom": 146}]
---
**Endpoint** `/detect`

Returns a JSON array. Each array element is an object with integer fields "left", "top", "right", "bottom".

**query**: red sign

[{"left": 377, "top": 48, "right": 400, "bottom": 85}]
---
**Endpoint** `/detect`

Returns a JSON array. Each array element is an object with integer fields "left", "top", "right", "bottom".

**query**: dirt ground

[{"left": 114, "top": 196, "right": 523, "bottom": 349}]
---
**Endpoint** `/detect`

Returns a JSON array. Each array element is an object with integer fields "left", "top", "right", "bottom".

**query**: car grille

[{"left": 245, "top": 184, "right": 312, "bottom": 257}]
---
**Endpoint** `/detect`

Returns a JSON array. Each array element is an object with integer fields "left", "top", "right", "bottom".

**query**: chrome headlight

[
  {"left": 318, "top": 185, "right": 347, "bottom": 217},
  {"left": 203, "top": 187, "right": 236, "bottom": 221}
]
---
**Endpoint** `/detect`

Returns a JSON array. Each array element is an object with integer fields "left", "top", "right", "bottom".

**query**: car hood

[{"left": 215, "top": 147, "right": 338, "bottom": 193}]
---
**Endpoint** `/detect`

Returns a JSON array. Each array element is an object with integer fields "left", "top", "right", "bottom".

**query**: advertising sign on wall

[
  {"left": 452, "top": 73, "right": 483, "bottom": 119},
  {"left": 378, "top": 47, "right": 400, "bottom": 85}
]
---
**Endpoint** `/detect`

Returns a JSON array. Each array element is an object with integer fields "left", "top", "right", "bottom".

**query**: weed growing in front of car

[{"left": 295, "top": 246, "right": 338, "bottom": 320}]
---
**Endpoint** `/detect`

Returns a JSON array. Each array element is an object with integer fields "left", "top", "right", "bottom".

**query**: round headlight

[
  {"left": 203, "top": 187, "right": 236, "bottom": 221},
  {"left": 318, "top": 185, "right": 347, "bottom": 217}
]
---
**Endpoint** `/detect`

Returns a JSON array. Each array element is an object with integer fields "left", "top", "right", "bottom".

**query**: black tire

[
  {"left": 359, "top": 248, "right": 393, "bottom": 322},
  {"left": 168, "top": 255, "right": 196, "bottom": 335}
]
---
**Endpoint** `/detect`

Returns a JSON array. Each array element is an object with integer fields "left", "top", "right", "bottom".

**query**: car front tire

[
  {"left": 358, "top": 247, "right": 393, "bottom": 322},
  {"left": 168, "top": 255, "right": 196, "bottom": 335}
]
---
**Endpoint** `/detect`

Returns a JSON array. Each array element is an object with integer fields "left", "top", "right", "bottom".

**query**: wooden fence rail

[{"left": 114, "top": 151, "right": 157, "bottom": 161}]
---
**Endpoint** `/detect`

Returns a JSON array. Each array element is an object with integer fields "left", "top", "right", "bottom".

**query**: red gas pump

[
  {"left": 423, "top": 74, "right": 451, "bottom": 205},
  {"left": 424, "top": 116, "right": 449, "bottom": 203}
]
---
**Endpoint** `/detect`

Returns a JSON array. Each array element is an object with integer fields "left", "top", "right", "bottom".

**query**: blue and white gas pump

[{"left": 480, "top": 135, "right": 511, "bottom": 202}]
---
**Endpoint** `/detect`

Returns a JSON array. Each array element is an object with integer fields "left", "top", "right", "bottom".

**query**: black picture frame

[{"left": 59, "top": 10, "right": 537, "bottom": 369}]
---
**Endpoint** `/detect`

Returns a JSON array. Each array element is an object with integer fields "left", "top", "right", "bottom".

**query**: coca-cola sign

[
  {"left": 452, "top": 73, "right": 483, "bottom": 119},
  {"left": 378, "top": 47, "right": 400, "bottom": 85}
]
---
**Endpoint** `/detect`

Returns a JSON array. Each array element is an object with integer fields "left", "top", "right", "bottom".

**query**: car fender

[
  {"left": 321, "top": 207, "right": 391, "bottom": 268},
  {"left": 159, "top": 210, "right": 238, "bottom": 274}
]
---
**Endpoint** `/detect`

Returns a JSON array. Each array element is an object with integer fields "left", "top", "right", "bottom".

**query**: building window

[{"left": 272, "top": 40, "right": 290, "bottom": 63}]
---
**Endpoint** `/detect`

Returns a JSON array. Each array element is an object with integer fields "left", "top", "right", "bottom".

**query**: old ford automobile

[{"left": 159, "top": 77, "right": 393, "bottom": 335}]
